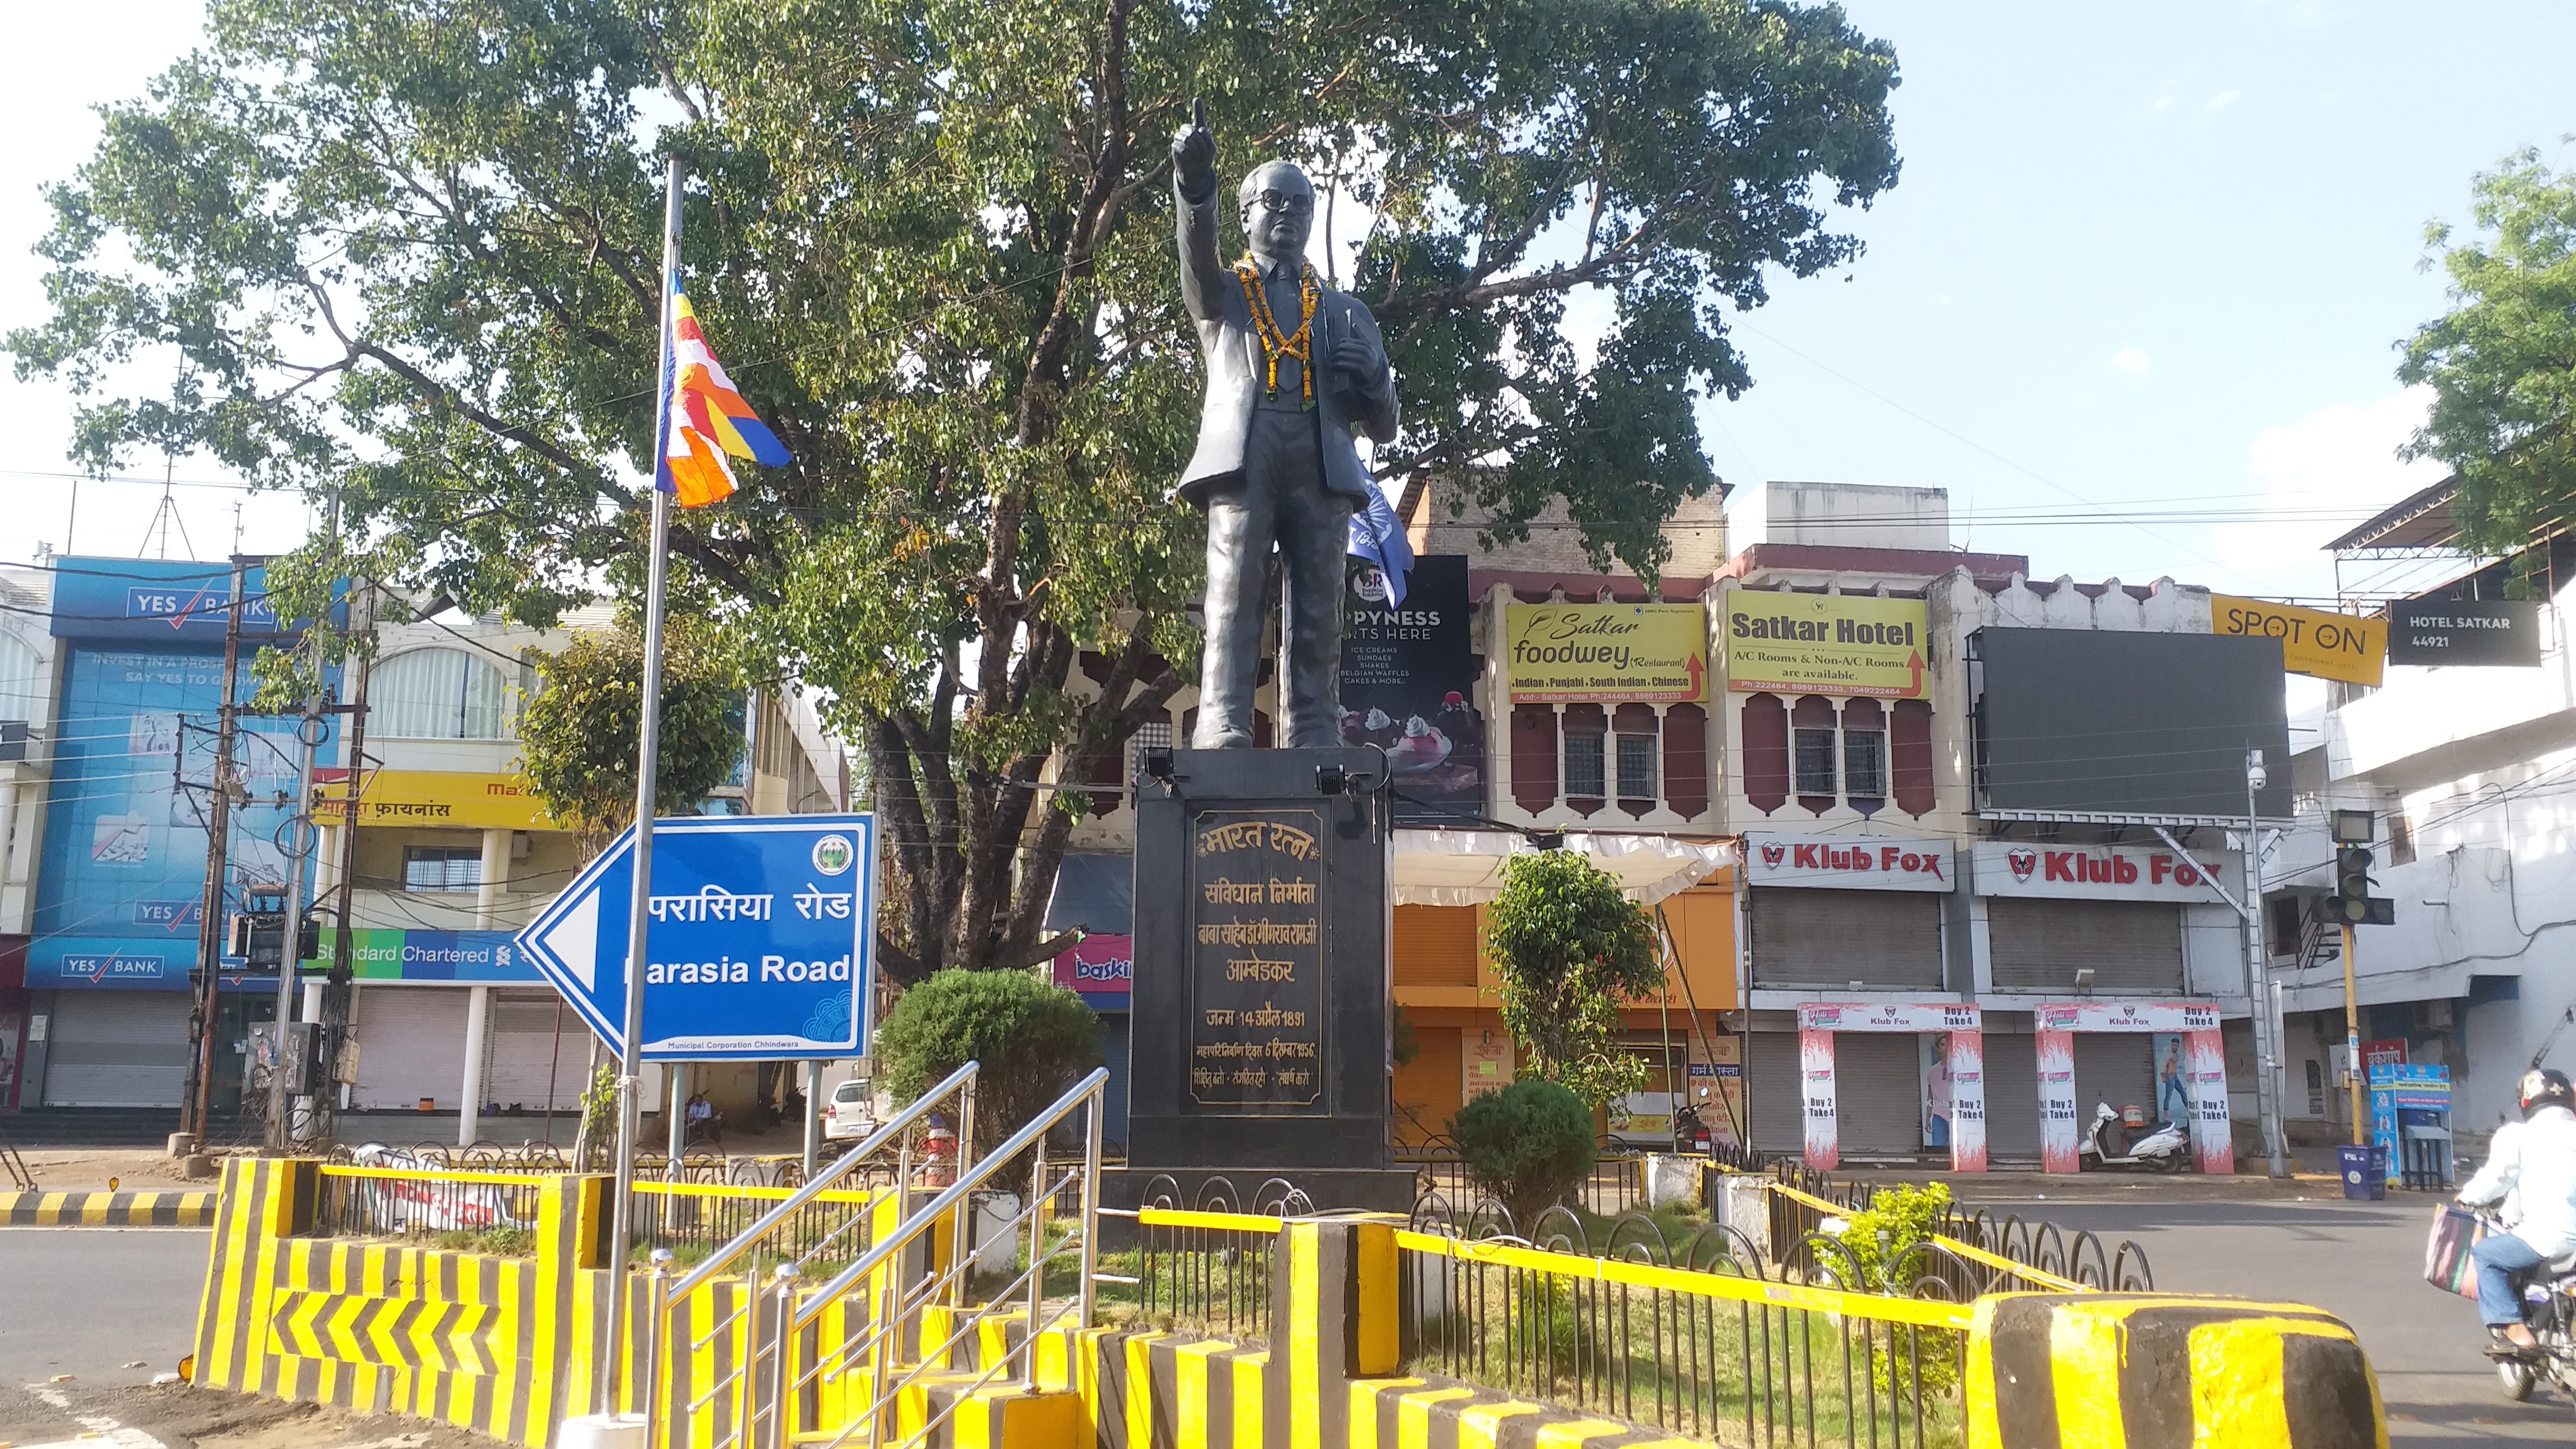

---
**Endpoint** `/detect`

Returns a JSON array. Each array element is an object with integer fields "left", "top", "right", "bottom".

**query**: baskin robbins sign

[
  {"left": 1743, "top": 833, "right": 1954, "bottom": 892},
  {"left": 1969, "top": 842, "right": 2236, "bottom": 903}
]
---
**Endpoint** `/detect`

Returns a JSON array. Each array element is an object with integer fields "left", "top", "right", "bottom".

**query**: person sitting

[
  {"left": 2459, "top": 1068, "right": 2576, "bottom": 1350},
  {"left": 685, "top": 1090, "right": 723, "bottom": 1147}
]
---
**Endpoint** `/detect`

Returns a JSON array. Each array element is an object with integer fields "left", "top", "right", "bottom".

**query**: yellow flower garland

[{"left": 1234, "top": 257, "right": 1320, "bottom": 408}]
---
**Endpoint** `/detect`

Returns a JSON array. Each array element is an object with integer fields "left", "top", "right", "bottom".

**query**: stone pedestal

[{"left": 1123, "top": 749, "right": 1403, "bottom": 1214}]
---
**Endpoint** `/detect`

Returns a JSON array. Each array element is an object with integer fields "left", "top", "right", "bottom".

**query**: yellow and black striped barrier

[
  {"left": 1966, "top": 1292, "right": 2388, "bottom": 1448},
  {"left": 0, "top": 1188, "right": 216, "bottom": 1225}
]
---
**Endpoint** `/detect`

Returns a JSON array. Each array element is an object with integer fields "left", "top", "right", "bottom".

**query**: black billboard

[
  {"left": 1972, "top": 628, "right": 2292, "bottom": 818},
  {"left": 1341, "top": 554, "right": 1483, "bottom": 822},
  {"left": 2388, "top": 598, "right": 2541, "bottom": 667}
]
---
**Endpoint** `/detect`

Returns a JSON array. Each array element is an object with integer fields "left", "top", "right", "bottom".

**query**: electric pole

[{"left": 178, "top": 557, "right": 248, "bottom": 1147}]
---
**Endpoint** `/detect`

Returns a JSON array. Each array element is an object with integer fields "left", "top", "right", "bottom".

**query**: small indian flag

[{"left": 661, "top": 286, "right": 790, "bottom": 508}]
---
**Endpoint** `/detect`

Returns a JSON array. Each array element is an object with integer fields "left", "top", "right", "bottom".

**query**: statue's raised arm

[{"left": 1172, "top": 99, "right": 1228, "bottom": 324}]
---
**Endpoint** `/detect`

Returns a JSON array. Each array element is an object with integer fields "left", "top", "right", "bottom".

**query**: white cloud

[
  {"left": 2108, "top": 347, "right": 2152, "bottom": 379},
  {"left": 2207, "top": 387, "right": 2446, "bottom": 597},
  {"left": 2205, "top": 91, "right": 2243, "bottom": 112}
]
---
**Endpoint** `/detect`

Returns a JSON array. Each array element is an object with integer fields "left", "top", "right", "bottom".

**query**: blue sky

[{"left": 1, "top": 2, "right": 2569, "bottom": 603}]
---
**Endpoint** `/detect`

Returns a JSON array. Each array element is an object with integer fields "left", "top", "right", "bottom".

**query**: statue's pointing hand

[{"left": 1175, "top": 98, "right": 1217, "bottom": 202}]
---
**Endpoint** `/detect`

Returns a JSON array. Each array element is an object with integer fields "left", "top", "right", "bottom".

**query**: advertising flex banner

[
  {"left": 1504, "top": 602, "right": 1708, "bottom": 704},
  {"left": 1722, "top": 592, "right": 1929, "bottom": 699},
  {"left": 1969, "top": 841, "right": 2234, "bottom": 902},
  {"left": 1798, "top": 1002, "right": 1986, "bottom": 1172},
  {"left": 2037, "top": 1029, "right": 2081, "bottom": 1172},
  {"left": 1746, "top": 834, "right": 1954, "bottom": 892},
  {"left": 1341, "top": 555, "right": 1484, "bottom": 822},
  {"left": 2210, "top": 595, "right": 2385, "bottom": 687},
  {"left": 2034, "top": 1001, "right": 2232, "bottom": 1175},
  {"left": 1799, "top": 1027, "right": 1838, "bottom": 1170}
]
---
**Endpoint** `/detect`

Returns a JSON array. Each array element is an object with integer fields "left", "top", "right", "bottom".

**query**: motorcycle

[
  {"left": 2077, "top": 1101, "right": 2190, "bottom": 1172},
  {"left": 2474, "top": 1210, "right": 2576, "bottom": 1412},
  {"left": 1672, "top": 1087, "right": 1715, "bottom": 1156}
]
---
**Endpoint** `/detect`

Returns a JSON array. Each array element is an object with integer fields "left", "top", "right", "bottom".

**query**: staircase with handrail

[{"left": 640, "top": 1061, "right": 1109, "bottom": 1449}]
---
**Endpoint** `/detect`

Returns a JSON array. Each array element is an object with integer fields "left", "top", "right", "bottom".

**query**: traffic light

[{"left": 2330, "top": 846, "right": 2374, "bottom": 925}]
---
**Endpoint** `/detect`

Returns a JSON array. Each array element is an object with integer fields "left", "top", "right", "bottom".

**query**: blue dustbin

[{"left": 2338, "top": 1144, "right": 2388, "bottom": 1200}]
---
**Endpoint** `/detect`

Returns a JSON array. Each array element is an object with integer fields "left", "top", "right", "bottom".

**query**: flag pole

[{"left": 602, "top": 153, "right": 684, "bottom": 1418}]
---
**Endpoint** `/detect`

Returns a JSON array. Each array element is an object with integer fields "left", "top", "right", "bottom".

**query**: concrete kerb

[{"left": 0, "top": 1189, "right": 217, "bottom": 1225}]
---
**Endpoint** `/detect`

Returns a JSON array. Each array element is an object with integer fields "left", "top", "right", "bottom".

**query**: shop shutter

[
  {"left": 2073, "top": 1034, "right": 2158, "bottom": 1123},
  {"left": 1394, "top": 906, "right": 1478, "bottom": 987},
  {"left": 42, "top": 992, "right": 191, "bottom": 1107},
  {"left": 481, "top": 991, "right": 597, "bottom": 1119},
  {"left": 351, "top": 986, "right": 473, "bottom": 1112},
  {"left": 1833, "top": 1033, "right": 1924, "bottom": 1159},
  {"left": 1986, "top": 899, "right": 2184, "bottom": 993},
  {"left": 1392, "top": 1026, "right": 1465, "bottom": 1149},
  {"left": 1749, "top": 889, "right": 1943, "bottom": 989},
  {"left": 1745, "top": 1031, "right": 1804, "bottom": 1156},
  {"left": 1982, "top": 1033, "right": 2043, "bottom": 1165}
]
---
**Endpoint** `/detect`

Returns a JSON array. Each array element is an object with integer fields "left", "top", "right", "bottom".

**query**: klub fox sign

[
  {"left": 1745, "top": 834, "right": 1954, "bottom": 892},
  {"left": 1969, "top": 841, "right": 2234, "bottom": 903}
]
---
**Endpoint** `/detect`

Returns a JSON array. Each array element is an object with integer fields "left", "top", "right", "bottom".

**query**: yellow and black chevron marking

[
  {"left": 1346, "top": 1378, "right": 1712, "bottom": 1449},
  {"left": 0, "top": 1188, "right": 216, "bottom": 1225},
  {"left": 1966, "top": 1294, "right": 2390, "bottom": 1449}
]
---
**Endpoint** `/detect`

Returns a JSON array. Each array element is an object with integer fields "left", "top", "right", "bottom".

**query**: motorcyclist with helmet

[{"left": 2457, "top": 1068, "right": 2576, "bottom": 1350}]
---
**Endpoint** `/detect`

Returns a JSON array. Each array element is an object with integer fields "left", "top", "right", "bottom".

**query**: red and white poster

[
  {"left": 2037, "top": 1028, "right": 2081, "bottom": 1172},
  {"left": 1944, "top": 1030, "right": 1988, "bottom": 1173},
  {"left": 1796, "top": 1002, "right": 1985, "bottom": 1172},
  {"left": 1800, "top": 1027, "right": 1838, "bottom": 1170},
  {"left": 2033, "top": 1001, "right": 2232, "bottom": 1175}
]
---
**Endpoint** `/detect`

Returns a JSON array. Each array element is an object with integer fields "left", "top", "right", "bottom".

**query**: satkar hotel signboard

[
  {"left": 1504, "top": 603, "right": 1707, "bottom": 704},
  {"left": 1723, "top": 593, "right": 1928, "bottom": 699}
]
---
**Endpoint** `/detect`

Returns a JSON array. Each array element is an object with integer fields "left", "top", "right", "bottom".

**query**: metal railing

[
  {"left": 1403, "top": 1150, "right": 1647, "bottom": 1220},
  {"left": 1120, "top": 1205, "right": 1281, "bottom": 1342},
  {"left": 779, "top": 1067, "right": 1109, "bottom": 1449},
  {"left": 1398, "top": 1220, "right": 1968, "bottom": 1446},
  {"left": 648, "top": 1062, "right": 981, "bottom": 1449}
]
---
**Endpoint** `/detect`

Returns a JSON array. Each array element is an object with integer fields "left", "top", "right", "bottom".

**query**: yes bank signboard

[{"left": 1968, "top": 841, "right": 2236, "bottom": 903}]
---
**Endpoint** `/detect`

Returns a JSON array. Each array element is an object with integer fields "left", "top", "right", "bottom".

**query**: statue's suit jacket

[{"left": 1173, "top": 176, "right": 1401, "bottom": 509}]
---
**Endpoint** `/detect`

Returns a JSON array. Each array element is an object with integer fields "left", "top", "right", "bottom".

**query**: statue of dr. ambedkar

[{"left": 1171, "top": 103, "right": 1400, "bottom": 749}]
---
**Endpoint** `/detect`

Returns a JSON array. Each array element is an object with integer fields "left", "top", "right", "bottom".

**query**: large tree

[
  {"left": 2400, "top": 150, "right": 2576, "bottom": 563},
  {"left": 10, "top": 0, "right": 1900, "bottom": 981}
]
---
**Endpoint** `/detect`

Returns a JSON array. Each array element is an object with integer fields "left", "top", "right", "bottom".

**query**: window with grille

[
  {"left": 1564, "top": 731, "right": 1607, "bottom": 798},
  {"left": 1617, "top": 732, "right": 1657, "bottom": 801},
  {"left": 1844, "top": 728, "right": 1887, "bottom": 798},
  {"left": 1793, "top": 726, "right": 1838, "bottom": 796},
  {"left": 404, "top": 846, "right": 482, "bottom": 893}
]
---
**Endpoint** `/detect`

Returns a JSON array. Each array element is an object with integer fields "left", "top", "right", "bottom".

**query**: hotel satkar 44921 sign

[{"left": 1724, "top": 593, "right": 1929, "bottom": 699}]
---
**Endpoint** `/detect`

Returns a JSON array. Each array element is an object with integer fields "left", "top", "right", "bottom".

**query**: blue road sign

[{"left": 514, "top": 814, "right": 875, "bottom": 1060}]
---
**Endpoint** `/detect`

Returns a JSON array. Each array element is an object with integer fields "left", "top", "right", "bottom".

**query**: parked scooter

[
  {"left": 2472, "top": 1208, "right": 2576, "bottom": 1410},
  {"left": 2077, "top": 1101, "right": 2190, "bottom": 1172},
  {"left": 1672, "top": 1086, "right": 1715, "bottom": 1156}
]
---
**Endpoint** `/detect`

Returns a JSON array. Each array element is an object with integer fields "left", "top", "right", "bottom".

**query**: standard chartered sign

[{"left": 515, "top": 815, "right": 878, "bottom": 1060}]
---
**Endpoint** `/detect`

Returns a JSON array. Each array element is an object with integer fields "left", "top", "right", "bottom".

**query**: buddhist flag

[{"left": 661, "top": 287, "right": 790, "bottom": 508}]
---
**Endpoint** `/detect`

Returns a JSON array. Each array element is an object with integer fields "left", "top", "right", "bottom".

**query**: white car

[{"left": 821, "top": 1079, "right": 875, "bottom": 1142}]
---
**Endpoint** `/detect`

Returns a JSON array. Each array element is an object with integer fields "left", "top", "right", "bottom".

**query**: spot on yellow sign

[
  {"left": 1722, "top": 593, "right": 1929, "bottom": 699},
  {"left": 2209, "top": 595, "right": 2384, "bottom": 686}
]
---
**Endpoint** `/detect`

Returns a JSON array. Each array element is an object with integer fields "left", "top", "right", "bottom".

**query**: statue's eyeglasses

[{"left": 1244, "top": 190, "right": 1314, "bottom": 215}]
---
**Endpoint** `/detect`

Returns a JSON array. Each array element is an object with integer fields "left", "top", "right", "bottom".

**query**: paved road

[
  {"left": 0, "top": 1229, "right": 208, "bottom": 1387},
  {"left": 1988, "top": 1195, "right": 2574, "bottom": 1443}
]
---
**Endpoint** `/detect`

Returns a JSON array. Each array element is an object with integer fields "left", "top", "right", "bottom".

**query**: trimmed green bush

[
  {"left": 875, "top": 969, "right": 1105, "bottom": 1154},
  {"left": 1449, "top": 1078, "right": 1597, "bottom": 1234}
]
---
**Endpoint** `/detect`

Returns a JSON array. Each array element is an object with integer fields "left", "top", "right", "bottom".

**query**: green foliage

[
  {"left": 1391, "top": 1002, "right": 1420, "bottom": 1069},
  {"left": 1449, "top": 1078, "right": 1597, "bottom": 1233},
  {"left": 1833, "top": 1181, "right": 1960, "bottom": 1395},
  {"left": 875, "top": 969, "right": 1104, "bottom": 1156},
  {"left": 2400, "top": 151, "right": 2576, "bottom": 575},
  {"left": 1482, "top": 850, "right": 1664, "bottom": 1105},
  {"left": 7, "top": 0, "right": 1901, "bottom": 983},
  {"left": 515, "top": 617, "right": 746, "bottom": 853}
]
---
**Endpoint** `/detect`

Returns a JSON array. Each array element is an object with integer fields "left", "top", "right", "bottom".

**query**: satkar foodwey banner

[{"left": 1504, "top": 602, "right": 1708, "bottom": 704}]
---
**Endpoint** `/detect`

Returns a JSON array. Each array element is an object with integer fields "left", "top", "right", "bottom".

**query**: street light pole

[{"left": 2243, "top": 750, "right": 2288, "bottom": 1178}]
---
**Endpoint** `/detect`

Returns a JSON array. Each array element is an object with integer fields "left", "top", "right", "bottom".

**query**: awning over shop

[
  {"left": 1393, "top": 829, "right": 1729, "bottom": 907},
  {"left": 1045, "top": 852, "right": 1135, "bottom": 935}
]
